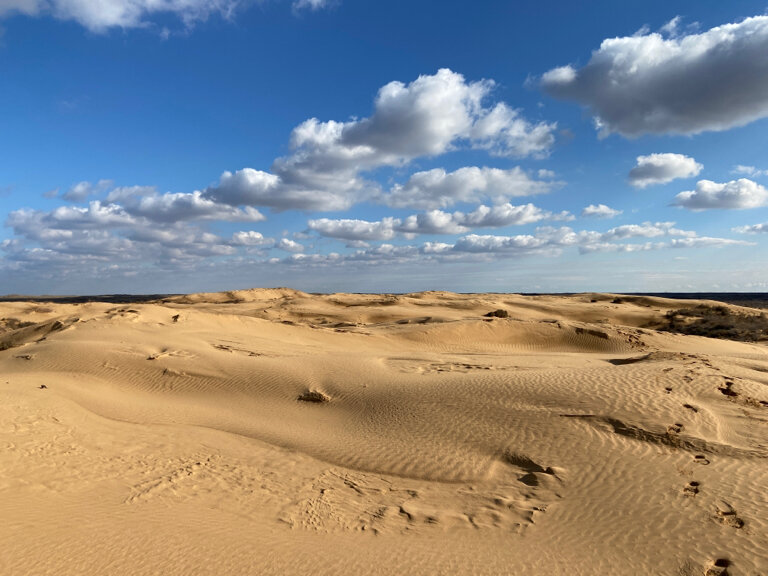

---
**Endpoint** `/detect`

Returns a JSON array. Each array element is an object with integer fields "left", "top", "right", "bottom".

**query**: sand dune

[{"left": 1, "top": 291, "right": 767, "bottom": 575}]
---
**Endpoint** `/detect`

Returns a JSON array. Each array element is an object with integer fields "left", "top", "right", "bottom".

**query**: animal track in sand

[
  {"left": 422, "top": 362, "right": 495, "bottom": 374},
  {"left": 124, "top": 456, "right": 282, "bottom": 507},
  {"left": 146, "top": 349, "right": 193, "bottom": 360},
  {"left": 282, "top": 463, "right": 558, "bottom": 536},
  {"left": 212, "top": 343, "right": 261, "bottom": 357},
  {"left": 384, "top": 357, "right": 503, "bottom": 374},
  {"left": 125, "top": 458, "right": 213, "bottom": 504},
  {"left": 564, "top": 415, "right": 767, "bottom": 460}
]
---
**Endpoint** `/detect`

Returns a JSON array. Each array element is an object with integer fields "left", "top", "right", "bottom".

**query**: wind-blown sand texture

[{"left": 1, "top": 290, "right": 767, "bottom": 575}]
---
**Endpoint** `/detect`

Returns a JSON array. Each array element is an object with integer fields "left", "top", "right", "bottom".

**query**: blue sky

[{"left": 1, "top": 0, "right": 767, "bottom": 294}]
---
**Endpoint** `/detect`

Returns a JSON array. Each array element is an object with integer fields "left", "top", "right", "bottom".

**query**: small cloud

[
  {"left": 733, "top": 221, "right": 768, "bottom": 234},
  {"left": 732, "top": 164, "right": 768, "bottom": 178},
  {"left": 276, "top": 238, "right": 305, "bottom": 253},
  {"left": 231, "top": 231, "right": 273, "bottom": 247},
  {"left": 628, "top": 153, "right": 702, "bottom": 188},
  {"left": 659, "top": 16, "right": 681, "bottom": 37},
  {"left": 62, "top": 179, "right": 113, "bottom": 202},
  {"left": 581, "top": 204, "right": 622, "bottom": 219},
  {"left": 292, "top": 0, "right": 332, "bottom": 12},
  {"left": 308, "top": 217, "right": 399, "bottom": 241}
]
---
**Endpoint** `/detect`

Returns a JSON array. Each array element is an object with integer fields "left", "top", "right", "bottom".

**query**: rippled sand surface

[{"left": 1, "top": 290, "right": 767, "bottom": 575}]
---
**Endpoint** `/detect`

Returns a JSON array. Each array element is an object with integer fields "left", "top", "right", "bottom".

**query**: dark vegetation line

[
  {"left": 0, "top": 294, "right": 180, "bottom": 304},
  {"left": 0, "top": 291, "right": 767, "bottom": 309}
]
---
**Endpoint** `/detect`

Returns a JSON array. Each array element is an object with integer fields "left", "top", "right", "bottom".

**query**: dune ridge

[{"left": 1, "top": 291, "right": 767, "bottom": 575}]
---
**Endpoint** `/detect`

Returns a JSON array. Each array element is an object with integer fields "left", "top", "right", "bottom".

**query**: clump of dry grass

[
  {"left": 297, "top": 390, "right": 331, "bottom": 403},
  {"left": 484, "top": 309, "right": 509, "bottom": 318}
]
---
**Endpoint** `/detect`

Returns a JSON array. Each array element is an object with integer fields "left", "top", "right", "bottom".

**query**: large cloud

[
  {"left": 0, "top": 0, "right": 241, "bottom": 32},
  {"left": 628, "top": 153, "right": 702, "bottom": 188},
  {"left": 541, "top": 16, "right": 768, "bottom": 137},
  {"left": 673, "top": 179, "right": 768, "bottom": 210},
  {"left": 206, "top": 69, "right": 557, "bottom": 211}
]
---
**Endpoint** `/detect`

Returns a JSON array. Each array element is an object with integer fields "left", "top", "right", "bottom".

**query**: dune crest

[{"left": 1, "top": 291, "right": 767, "bottom": 575}]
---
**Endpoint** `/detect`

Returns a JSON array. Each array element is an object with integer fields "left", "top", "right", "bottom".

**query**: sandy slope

[{"left": 1, "top": 291, "right": 767, "bottom": 576}]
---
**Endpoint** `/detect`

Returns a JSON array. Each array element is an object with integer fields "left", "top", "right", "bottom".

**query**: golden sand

[{"left": 1, "top": 290, "right": 766, "bottom": 575}]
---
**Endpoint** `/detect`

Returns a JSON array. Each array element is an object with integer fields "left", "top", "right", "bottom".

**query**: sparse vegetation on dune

[{"left": 654, "top": 304, "right": 768, "bottom": 342}]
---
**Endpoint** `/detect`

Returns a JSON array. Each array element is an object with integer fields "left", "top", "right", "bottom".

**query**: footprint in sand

[
  {"left": 667, "top": 423, "right": 684, "bottom": 435},
  {"left": 705, "top": 558, "right": 731, "bottom": 576},
  {"left": 683, "top": 403, "right": 699, "bottom": 413},
  {"left": 693, "top": 454, "right": 710, "bottom": 465},
  {"left": 683, "top": 481, "right": 700, "bottom": 497},
  {"left": 714, "top": 501, "right": 744, "bottom": 529},
  {"left": 719, "top": 381, "right": 738, "bottom": 397}
]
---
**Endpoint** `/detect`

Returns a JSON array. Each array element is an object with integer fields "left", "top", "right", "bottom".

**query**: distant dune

[{"left": 1, "top": 290, "right": 767, "bottom": 575}]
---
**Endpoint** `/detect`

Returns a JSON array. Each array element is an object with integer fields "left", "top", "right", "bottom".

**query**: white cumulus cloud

[
  {"left": 292, "top": 0, "right": 330, "bottom": 12},
  {"left": 397, "top": 211, "right": 468, "bottom": 236},
  {"left": 732, "top": 165, "right": 768, "bottom": 178},
  {"left": 0, "top": 0, "right": 241, "bottom": 32},
  {"left": 206, "top": 69, "right": 557, "bottom": 212},
  {"left": 307, "top": 217, "right": 399, "bottom": 241},
  {"left": 307, "top": 203, "right": 571, "bottom": 241},
  {"left": 541, "top": 16, "right": 768, "bottom": 137},
  {"left": 628, "top": 153, "right": 702, "bottom": 188},
  {"left": 231, "top": 231, "right": 273, "bottom": 246},
  {"left": 673, "top": 178, "right": 768, "bottom": 210},
  {"left": 380, "top": 166, "right": 558, "bottom": 210},
  {"left": 733, "top": 222, "right": 768, "bottom": 234},
  {"left": 62, "top": 179, "right": 114, "bottom": 202},
  {"left": 276, "top": 238, "right": 305, "bottom": 252},
  {"left": 581, "top": 204, "right": 622, "bottom": 218},
  {"left": 125, "top": 190, "right": 266, "bottom": 223}
]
